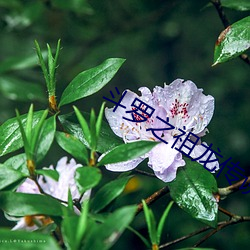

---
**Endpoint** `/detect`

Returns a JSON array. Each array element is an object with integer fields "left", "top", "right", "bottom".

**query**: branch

[
  {"left": 211, "top": 0, "right": 250, "bottom": 66},
  {"left": 136, "top": 186, "right": 169, "bottom": 215},
  {"left": 159, "top": 215, "right": 250, "bottom": 249},
  {"left": 218, "top": 176, "right": 250, "bottom": 198},
  {"left": 193, "top": 216, "right": 250, "bottom": 247},
  {"left": 159, "top": 224, "right": 212, "bottom": 249}
]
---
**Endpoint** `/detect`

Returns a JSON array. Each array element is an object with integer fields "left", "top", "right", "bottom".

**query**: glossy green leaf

[
  {"left": 98, "top": 141, "right": 158, "bottom": 166},
  {"left": 0, "top": 76, "right": 46, "bottom": 102},
  {"left": 59, "top": 113, "right": 123, "bottom": 153},
  {"left": 91, "top": 176, "right": 132, "bottom": 213},
  {"left": 0, "top": 228, "right": 60, "bottom": 250},
  {"left": 59, "top": 58, "right": 125, "bottom": 106},
  {"left": 168, "top": 159, "right": 218, "bottom": 227},
  {"left": 0, "top": 111, "right": 44, "bottom": 157},
  {"left": 4, "top": 153, "right": 28, "bottom": 175},
  {"left": 221, "top": 0, "right": 250, "bottom": 11},
  {"left": 36, "top": 116, "right": 56, "bottom": 162},
  {"left": 56, "top": 131, "right": 89, "bottom": 165},
  {"left": 0, "top": 192, "right": 65, "bottom": 216},
  {"left": 0, "top": 164, "right": 27, "bottom": 190},
  {"left": 213, "top": 16, "right": 250, "bottom": 65},
  {"left": 83, "top": 205, "right": 137, "bottom": 250},
  {"left": 75, "top": 167, "right": 102, "bottom": 194},
  {"left": 36, "top": 169, "right": 59, "bottom": 181}
]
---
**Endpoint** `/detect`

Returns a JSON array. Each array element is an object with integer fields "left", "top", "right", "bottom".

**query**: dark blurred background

[{"left": 0, "top": 0, "right": 249, "bottom": 249}]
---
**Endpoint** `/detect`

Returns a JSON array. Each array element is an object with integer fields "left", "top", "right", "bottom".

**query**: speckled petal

[{"left": 157, "top": 79, "right": 214, "bottom": 134}]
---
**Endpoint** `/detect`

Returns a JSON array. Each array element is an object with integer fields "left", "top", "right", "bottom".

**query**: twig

[
  {"left": 193, "top": 216, "right": 250, "bottom": 247},
  {"left": 134, "top": 169, "right": 156, "bottom": 178},
  {"left": 211, "top": 0, "right": 250, "bottom": 66},
  {"left": 160, "top": 215, "right": 250, "bottom": 249},
  {"left": 211, "top": 0, "right": 230, "bottom": 27},
  {"left": 218, "top": 206, "right": 235, "bottom": 218},
  {"left": 218, "top": 176, "right": 250, "bottom": 198},
  {"left": 159, "top": 224, "right": 212, "bottom": 249},
  {"left": 33, "top": 177, "right": 68, "bottom": 204},
  {"left": 136, "top": 186, "right": 169, "bottom": 215}
]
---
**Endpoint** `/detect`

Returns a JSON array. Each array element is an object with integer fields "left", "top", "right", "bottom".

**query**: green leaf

[
  {"left": 0, "top": 164, "right": 27, "bottom": 190},
  {"left": 75, "top": 167, "right": 102, "bottom": 194},
  {"left": 0, "top": 76, "right": 46, "bottom": 102},
  {"left": 62, "top": 215, "right": 80, "bottom": 250},
  {"left": 168, "top": 159, "right": 218, "bottom": 227},
  {"left": 142, "top": 200, "right": 157, "bottom": 245},
  {"left": 36, "top": 116, "right": 56, "bottom": 162},
  {"left": 36, "top": 169, "right": 59, "bottom": 181},
  {"left": 0, "top": 192, "right": 65, "bottom": 216},
  {"left": 89, "top": 108, "right": 97, "bottom": 150},
  {"left": 91, "top": 176, "right": 132, "bottom": 213},
  {"left": 59, "top": 112, "right": 123, "bottom": 153},
  {"left": 73, "top": 106, "right": 91, "bottom": 147},
  {"left": 35, "top": 40, "right": 50, "bottom": 90},
  {"left": 30, "top": 109, "right": 49, "bottom": 158},
  {"left": 221, "top": 0, "right": 250, "bottom": 11},
  {"left": 4, "top": 154, "right": 28, "bottom": 175},
  {"left": 0, "top": 111, "right": 44, "bottom": 157},
  {"left": 0, "top": 228, "right": 60, "bottom": 250},
  {"left": 157, "top": 201, "right": 174, "bottom": 244},
  {"left": 56, "top": 131, "right": 89, "bottom": 165},
  {"left": 76, "top": 201, "right": 89, "bottom": 248},
  {"left": 96, "top": 102, "right": 106, "bottom": 140},
  {"left": 83, "top": 205, "right": 137, "bottom": 250},
  {"left": 62, "top": 201, "right": 89, "bottom": 250},
  {"left": 213, "top": 16, "right": 250, "bottom": 65},
  {"left": 97, "top": 141, "right": 158, "bottom": 166},
  {"left": 59, "top": 58, "right": 125, "bottom": 106}
]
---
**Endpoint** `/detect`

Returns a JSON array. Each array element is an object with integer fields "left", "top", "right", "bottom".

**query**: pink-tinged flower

[
  {"left": 104, "top": 79, "right": 219, "bottom": 182},
  {"left": 12, "top": 157, "right": 90, "bottom": 231}
]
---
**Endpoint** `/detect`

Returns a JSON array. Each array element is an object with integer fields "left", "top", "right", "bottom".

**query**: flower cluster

[
  {"left": 104, "top": 79, "right": 218, "bottom": 182},
  {"left": 11, "top": 157, "right": 89, "bottom": 231}
]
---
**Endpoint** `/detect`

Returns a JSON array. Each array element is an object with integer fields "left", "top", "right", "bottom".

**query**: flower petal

[
  {"left": 148, "top": 141, "right": 185, "bottom": 182},
  {"left": 155, "top": 79, "right": 214, "bottom": 134},
  {"left": 12, "top": 218, "right": 38, "bottom": 231},
  {"left": 16, "top": 178, "right": 40, "bottom": 194},
  {"left": 105, "top": 156, "right": 146, "bottom": 172},
  {"left": 190, "top": 142, "right": 220, "bottom": 173},
  {"left": 40, "top": 157, "right": 82, "bottom": 201}
]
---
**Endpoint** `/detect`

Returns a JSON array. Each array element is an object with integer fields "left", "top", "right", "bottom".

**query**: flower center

[{"left": 170, "top": 99, "right": 190, "bottom": 122}]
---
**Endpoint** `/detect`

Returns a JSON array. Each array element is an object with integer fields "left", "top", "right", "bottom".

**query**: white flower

[
  {"left": 104, "top": 79, "right": 219, "bottom": 182},
  {"left": 12, "top": 157, "right": 90, "bottom": 231}
]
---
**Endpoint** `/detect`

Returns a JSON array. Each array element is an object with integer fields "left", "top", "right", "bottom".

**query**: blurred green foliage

[{"left": 0, "top": 0, "right": 249, "bottom": 249}]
